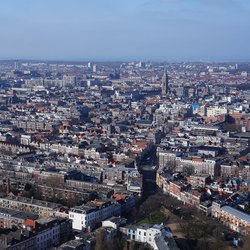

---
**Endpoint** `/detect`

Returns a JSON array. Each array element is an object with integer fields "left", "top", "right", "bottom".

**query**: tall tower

[
  {"left": 162, "top": 68, "right": 169, "bottom": 97},
  {"left": 6, "top": 178, "right": 10, "bottom": 195}
]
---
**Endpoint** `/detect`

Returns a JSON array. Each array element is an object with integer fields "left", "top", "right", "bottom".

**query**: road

[{"left": 139, "top": 146, "right": 158, "bottom": 197}]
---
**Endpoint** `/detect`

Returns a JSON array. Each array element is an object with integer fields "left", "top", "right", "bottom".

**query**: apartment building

[
  {"left": 0, "top": 217, "right": 72, "bottom": 250},
  {"left": 188, "top": 174, "right": 211, "bottom": 187},
  {"left": 157, "top": 147, "right": 182, "bottom": 169},
  {"left": 176, "top": 157, "right": 219, "bottom": 177},
  {"left": 0, "top": 196, "right": 63, "bottom": 217},
  {"left": 69, "top": 201, "right": 121, "bottom": 230},
  {"left": 206, "top": 106, "right": 227, "bottom": 118},
  {"left": 212, "top": 203, "right": 250, "bottom": 235},
  {"left": 0, "top": 207, "right": 38, "bottom": 229}
]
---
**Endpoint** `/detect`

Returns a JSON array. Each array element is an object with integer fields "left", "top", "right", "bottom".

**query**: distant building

[
  {"left": 206, "top": 106, "right": 227, "bottom": 117},
  {"left": 62, "top": 75, "right": 76, "bottom": 87},
  {"left": 161, "top": 69, "right": 169, "bottom": 97},
  {"left": 92, "top": 64, "right": 97, "bottom": 73}
]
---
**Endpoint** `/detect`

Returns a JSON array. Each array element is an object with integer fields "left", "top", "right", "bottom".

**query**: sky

[{"left": 0, "top": 0, "right": 250, "bottom": 61}]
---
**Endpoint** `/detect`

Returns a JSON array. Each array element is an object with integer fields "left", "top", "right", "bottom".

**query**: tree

[
  {"left": 89, "top": 191, "right": 98, "bottom": 201},
  {"left": 123, "top": 241, "right": 129, "bottom": 250},
  {"left": 180, "top": 220, "right": 214, "bottom": 240},
  {"left": 95, "top": 230, "right": 126, "bottom": 250},
  {"left": 47, "top": 176, "right": 60, "bottom": 188},
  {"left": 210, "top": 237, "right": 225, "bottom": 250},
  {"left": 168, "top": 160, "right": 177, "bottom": 173},
  {"left": 183, "top": 165, "right": 194, "bottom": 175},
  {"left": 67, "top": 195, "right": 79, "bottom": 208},
  {"left": 22, "top": 183, "right": 39, "bottom": 199},
  {"left": 241, "top": 237, "right": 250, "bottom": 250},
  {"left": 95, "top": 228, "right": 107, "bottom": 250}
]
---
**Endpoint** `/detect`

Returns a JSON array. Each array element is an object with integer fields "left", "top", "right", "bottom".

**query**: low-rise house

[
  {"left": 120, "top": 224, "right": 176, "bottom": 250},
  {"left": 101, "top": 216, "right": 127, "bottom": 229}
]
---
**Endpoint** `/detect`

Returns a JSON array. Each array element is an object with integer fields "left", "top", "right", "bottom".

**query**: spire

[
  {"left": 163, "top": 66, "right": 167, "bottom": 75},
  {"left": 162, "top": 67, "right": 169, "bottom": 97}
]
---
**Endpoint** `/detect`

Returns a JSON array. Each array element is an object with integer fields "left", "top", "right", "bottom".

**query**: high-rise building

[
  {"left": 138, "top": 61, "right": 145, "bottom": 68},
  {"left": 93, "top": 64, "right": 97, "bottom": 73},
  {"left": 62, "top": 75, "right": 76, "bottom": 87},
  {"left": 161, "top": 69, "right": 169, "bottom": 97},
  {"left": 14, "top": 61, "right": 18, "bottom": 70}
]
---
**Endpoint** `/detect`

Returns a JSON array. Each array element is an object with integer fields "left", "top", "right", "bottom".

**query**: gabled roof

[{"left": 221, "top": 206, "right": 250, "bottom": 224}]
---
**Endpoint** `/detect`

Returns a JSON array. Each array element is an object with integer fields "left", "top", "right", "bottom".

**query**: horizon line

[{"left": 0, "top": 58, "right": 250, "bottom": 64}]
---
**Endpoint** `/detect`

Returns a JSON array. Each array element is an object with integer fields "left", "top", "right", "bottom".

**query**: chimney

[{"left": 6, "top": 178, "right": 10, "bottom": 195}]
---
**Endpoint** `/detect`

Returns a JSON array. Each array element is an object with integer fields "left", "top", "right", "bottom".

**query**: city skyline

[{"left": 0, "top": 0, "right": 250, "bottom": 61}]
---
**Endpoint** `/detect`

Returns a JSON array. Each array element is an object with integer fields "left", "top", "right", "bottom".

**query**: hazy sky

[{"left": 0, "top": 0, "right": 249, "bottom": 61}]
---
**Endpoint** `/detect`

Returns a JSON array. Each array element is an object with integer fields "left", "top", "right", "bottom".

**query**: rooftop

[
  {"left": 0, "top": 195, "right": 61, "bottom": 209},
  {"left": 221, "top": 206, "right": 250, "bottom": 224},
  {"left": 0, "top": 207, "right": 38, "bottom": 220}
]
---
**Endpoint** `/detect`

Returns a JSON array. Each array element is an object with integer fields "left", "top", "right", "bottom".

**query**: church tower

[{"left": 161, "top": 68, "right": 169, "bottom": 97}]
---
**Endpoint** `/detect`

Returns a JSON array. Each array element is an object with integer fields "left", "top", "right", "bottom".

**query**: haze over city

[{"left": 0, "top": 0, "right": 250, "bottom": 61}]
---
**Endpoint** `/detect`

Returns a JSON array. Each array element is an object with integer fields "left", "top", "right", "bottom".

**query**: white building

[
  {"left": 176, "top": 157, "right": 218, "bottom": 177},
  {"left": 102, "top": 216, "right": 127, "bottom": 230},
  {"left": 121, "top": 224, "right": 174, "bottom": 249},
  {"left": 206, "top": 106, "right": 227, "bottom": 117},
  {"left": 69, "top": 201, "right": 121, "bottom": 231},
  {"left": 92, "top": 64, "right": 97, "bottom": 73}
]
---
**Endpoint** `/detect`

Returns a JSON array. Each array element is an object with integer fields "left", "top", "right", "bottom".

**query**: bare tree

[{"left": 95, "top": 228, "right": 107, "bottom": 250}]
